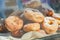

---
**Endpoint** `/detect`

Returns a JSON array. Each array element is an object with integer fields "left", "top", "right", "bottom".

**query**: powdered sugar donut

[
  {"left": 42, "top": 17, "right": 58, "bottom": 34},
  {"left": 23, "top": 23, "right": 40, "bottom": 32},
  {"left": 24, "top": 8, "right": 44, "bottom": 23}
]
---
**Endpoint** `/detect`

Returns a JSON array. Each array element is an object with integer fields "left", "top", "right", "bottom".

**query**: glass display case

[
  {"left": 0, "top": 0, "right": 6, "bottom": 18},
  {"left": 0, "top": 0, "right": 60, "bottom": 40},
  {"left": 49, "top": 0, "right": 60, "bottom": 13}
]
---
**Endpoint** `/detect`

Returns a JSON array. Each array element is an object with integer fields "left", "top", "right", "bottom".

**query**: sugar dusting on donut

[
  {"left": 42, "top": 17, "right": 58, "bottom": 34},
  {"left": 44, "top": 17, "right": 58, "bottom": 27},
  {"left": 24, "top": 8, "right": 44, "bottom": 23}
]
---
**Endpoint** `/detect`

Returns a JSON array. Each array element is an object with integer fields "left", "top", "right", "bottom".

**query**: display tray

[
  {"left": 0, "top": 32, "right": 59, "bottom": 40},
  {"left": 33, "top": 34, "right": 60, "bottom": 40}
]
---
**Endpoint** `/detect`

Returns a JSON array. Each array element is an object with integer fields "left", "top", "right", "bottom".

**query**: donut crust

[
  {"left": 24, "top": 8, "right": 44, "bottom": 23},
  {"left": 5, "top": 16, "right": 23, "bottom": 32},
  {"left": 53, "top": 14, "right": 60, "bottom": 25},
  {"left": 23, "top": 23, "right": 40, "bottom": 32}
]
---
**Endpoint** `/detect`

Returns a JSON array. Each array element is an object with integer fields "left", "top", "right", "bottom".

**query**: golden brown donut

[
  {"left": 53, "top": 13, "right": 60, "bottom": 25},
  {"left": 23, "top": 23, "right": 40, "bottom": 32},
  {"left": 5, "top": 16, "right": 23, "bottom": 32},
  {"left": 11, "top": 30, "right": 24, "bottom": 37},
  {"left": 46, "top": 10, "right": 54, "bottom": 16},
  {"left": 0, "top": 24, "right": 3, "bottom": 32},
  {"left": 42, "top": 17, "right": 58, "bottom": 34},
  {"left": 58, "top": 25, "right": 60, "bottom": 31},
  {"left": 24, "top": 8, "right": 44, "bottom": 23},
  {"left": 0, "top": 23, "right": 8, "bottom": 33}
]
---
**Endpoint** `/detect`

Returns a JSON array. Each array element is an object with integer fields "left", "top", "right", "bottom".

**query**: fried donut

[
  {"left": 53, "top": 13, "right": 60, "bottom": 25},
  {"left": 11, "top": 30, "right": 24, "bottom": 37},
  {"left": 58, "top": 25, "right": 60, "bottom": 31},
  {"left": 24, "top": 8, "right": 44, "bottom": 23},
  {"left": 42, "top": 17, "right": 58, "bottom": 34},
  {"left": 5, "top": 16, "right": 23, "bottom": 32},
  {"left": 23, "top": 23, "right": 40, "bottom": 32},
  {"left": 46, "top": 9, "right": 54, "bottom": 16},
  {"left": 0, "top": 25, "right": 8, "bottom": 33},
  {"left": 0, "top": 22, "right": 8, "bottom": 33},
  {"left": 24, "top": 0, "right": 41, "bottom": 8}
]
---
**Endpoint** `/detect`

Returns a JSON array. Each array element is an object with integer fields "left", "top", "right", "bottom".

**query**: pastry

[
  {"left": 24, "top": 0, "right": 41, "bottom": 8},
  {"left": 0, "top": 21, "right": 8, "bottom": 33},
  {"left": 46, "top": 9, "right": 54, "bottom": 16},
  {"left": 53, "top": 13, "right": 60, "bottom": 25},
  {"left": 42, "top": 17, "right": 58, "bottom": 34},
  {"left": 53, "top": 14, "right": 60, "bottom": 31},
  {"left": 23, "top": 23, "right": 40, "bottom": 32},
  {"left": 5, "top": 16, "right": 23, "bottom": 32},
  {"left": 11, "top": 30, "right": 24, "bottom": 37},
  {"left": 58, "top": 25, "right": 60, "bottom": 31},
  {"left": 24, "top": 8, "right": 44, "bottom": 23}
]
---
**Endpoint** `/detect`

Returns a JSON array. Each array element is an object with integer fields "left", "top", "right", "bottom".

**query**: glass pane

[
  {"left": 5, "top": 0, "right": 16, "bottom": 7},
  {"left": 49, "top": 0, "right": 60, "bottom": 13}
]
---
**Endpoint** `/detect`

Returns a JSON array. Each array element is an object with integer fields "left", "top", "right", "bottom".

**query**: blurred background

[
  {"left": 0, "top": 0, "right": 60, "bottom": 18},
  {"left": 0, "top": 0, "right": 17, "bottom": 18}
]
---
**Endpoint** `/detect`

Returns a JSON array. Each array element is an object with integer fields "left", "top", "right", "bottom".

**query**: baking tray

[{"left": 33, "top": 34, "right": 60, "bottom": 40}]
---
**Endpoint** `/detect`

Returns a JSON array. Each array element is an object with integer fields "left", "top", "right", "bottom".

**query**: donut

[
  {"left": 24, "top": 8, "right": 44, "bottom": 23},
  {"left": 11, "top": 30, "right": 24, "bottom": 37},
  {"left": 24, "top": 0, "right": 41, "bottom": 8},
  {"left": 53, "top": 14, "right": 60, "bottom": 30},
  {"left": 42, "top": 17, "right": 58, "bottom": 34},
  {"left": 5, "top": 16, "right": 23, "bottom": 32},
  {"left": 46, "top": 9, "right": 54, "bottom": 16},
  {"left": 23, "top": 23, "right": 40, "bottom": 32},
  {"left": 0, "top": 23, "right": 8, "bottom": 33},
  {"left": 58, "top": 25, "right": 60, "bottom": 31},
  {"left": 53, "top": 13, "right": 60, "bottom": 25}
]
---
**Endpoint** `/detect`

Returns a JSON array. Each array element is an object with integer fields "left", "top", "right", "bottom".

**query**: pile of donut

[{"left": 5, "top": 8, "right": 60, "bottom": 38}]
